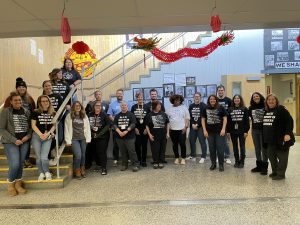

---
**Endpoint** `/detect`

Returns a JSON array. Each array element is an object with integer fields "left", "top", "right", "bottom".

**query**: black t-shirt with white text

[
  {"left": 31, "top": 110, "right": 55, "bottom": 134},
  {"left": 113, "top": 111, "right": 136, "bottom": 139},
  {"left": 189, "top": 102, "right": 206, "bottom": 127},
  {"left": 202, "top": 105, "right": 227, "bottom": 134},
  {"left": 249, "top": 105, "right": 265, "bottom": 130},
  {"left": 88, "top": 111, "right": 110, "bottom": 139},
  {"left": 145, "top": 111, "right": 169, "bottom": 137},
  {"left": 262, "top": 108, "right": 277, "bottom": 144},
  {"left": 131, "top": 103, "right": 151, "bottom": 131},
  {"left": 47, "top": 93, "right": 63, "bottom": 112},
  {"left": 227, "top": 107, "right": 250, "bottom": 134},
  {"left": 52, "top": 81, "right": 70, "bottom": 100},
  {"left": 12, "top": 108, "right": 30, "bottom": 139},
  {"left": 218, "top": 97, "right": 232, "bottom": 111}
]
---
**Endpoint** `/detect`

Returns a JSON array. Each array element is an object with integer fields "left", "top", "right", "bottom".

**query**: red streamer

[{"left": 150, "top": 32, "right": 234, "bottom": 63}]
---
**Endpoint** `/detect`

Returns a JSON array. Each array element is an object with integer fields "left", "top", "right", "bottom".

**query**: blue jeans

[
  {"left": 4, "top": 142, "right": 29, "bottom": 182},
  {"left": 207, "top": 133, "right": 226, "bottom": 165},
  {"left": 189, "top": 127, "right": 207, "bottom": 158},
  {"left": 72, "top": 140, "right": 86, "bottom": 169},
  {"left": 31, "top": 132, "right": 52, "bottom": 174},
  {"left": 230, "top": 133, "right": 246, "bottom": 162},
  {"left": 252, "top": 129, "right": 268, "bottom": 162},
  {"left": 224, "top": 135, "right": 230, "bottom": 158}
]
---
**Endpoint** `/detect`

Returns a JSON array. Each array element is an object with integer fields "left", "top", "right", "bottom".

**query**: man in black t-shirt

[
  {"left": 145, "top": 88, "right": 165, "bottom": 112},
  {"left": 85, "top": 90, "right": 109, "bottom": 115},
  {"left": 113, "top": 101, "right": 139, "bottom": 172},
  {"left": 217, "top": 85, "right": 232, "bottom": 164}
]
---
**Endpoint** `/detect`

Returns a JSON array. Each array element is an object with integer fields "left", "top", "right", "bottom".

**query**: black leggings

[{"left": 170, "top": 130, "right": 186, "bottom": 158}]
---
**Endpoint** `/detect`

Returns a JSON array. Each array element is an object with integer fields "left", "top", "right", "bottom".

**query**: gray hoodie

[{"left": 0, "top": 107, "right": 32, "bottom": 144}]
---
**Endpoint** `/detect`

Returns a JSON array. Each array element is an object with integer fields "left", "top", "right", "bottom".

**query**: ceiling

[{"left": 1, "top": 0, "right": 300, "bottom": 38}]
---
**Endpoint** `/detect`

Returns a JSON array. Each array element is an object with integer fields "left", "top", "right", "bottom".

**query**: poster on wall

[
  {"left": 206, "top": 85, "right": 217, "bottom": 96},
  {"left": 133, "top": 88, "right": 143, "bottom": 100},
  {"left": 163, "top": 73, "right": 175, "bottom": 84},
  {"left": 185, "top": 86, "right": 195, "bottom": 98},
  {"left": 196, "top": 85, "right": 207, "bottom": 97},
  {"left": 163, "top": 84, "right": 175, "bottom": 97},
  {"left": 143, "top": 88, "right": 151, "bottom": 100},
  {"left": 163, "top": 97, "right": 172, "bottom": 109},
  {"left": 175, "top": 86, "right": 185, "bottom": 97},
  {"left": 186, "top": 77, "right": 196, "bottom": 86},
  {"left": 263, "top": 28, "right": 300, "bottom": 74},
  {"left": 156, "top": 87, "right": 164, "bottom": 100},
  {"left": 185, "top": 98, "right": 194, "bottom": 107},
  {"left": 174, "top": 74, "right": 186, "bottom": 86}
]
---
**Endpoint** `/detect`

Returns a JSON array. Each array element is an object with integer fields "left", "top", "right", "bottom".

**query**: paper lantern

[
  {"left": 72, "top": 41, "right": 90, "bottom": 54},
  {"left": 61, "top": 16, "right": 71, "bottom": 44},
  {"left": 210, "top": 15, "right": 221, "bottom": 33}
]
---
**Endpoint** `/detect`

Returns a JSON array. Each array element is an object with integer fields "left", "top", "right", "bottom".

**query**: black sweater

[
  {"left": 262, "top": 105, "right": 295, "bottom": 149},
  {"left": 227, "top": 107, "right": 250, "bottom": 134},
  {"left": 88, "top": 112, "right": 110, "bottom": 139}
]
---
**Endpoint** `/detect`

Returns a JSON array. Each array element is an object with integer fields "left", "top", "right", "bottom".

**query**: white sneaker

[
  {"left": 45, "top": 172, "right": 52, "bottom": 180},
  {"left": 225, "top": 158, "right": 232, "bottom": 164},
  {"left": 216, "top": 158, "right": 218, "bottom": 163},
  {"left": 38, "top": 173, "right": 45, "bottom": 182},
  {"left": 49, "top": 159, "right": 57, "bottom": 166},
  {"left": 181, "top": 159, "right": 186, "bottom": 165},
  {"left": 174, "top": 158, "right": 180, "bottom": 164},
  {"left": 113, "top": 160, "right": 118, "bottom": 167},
  {"left": 199, "top": 158, "right": 205, "bottom": 164},
  {"left": 186, "top": 156, "right": 193, "bottom": 160}
]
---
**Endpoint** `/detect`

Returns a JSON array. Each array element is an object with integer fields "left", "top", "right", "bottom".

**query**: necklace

[{"left": 138, "top": 103, "right": 144, "bottom": 124}]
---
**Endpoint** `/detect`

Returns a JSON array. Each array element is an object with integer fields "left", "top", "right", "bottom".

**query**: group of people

[{"left": 0, "top": 61, "right": 296, "bottom": 197}]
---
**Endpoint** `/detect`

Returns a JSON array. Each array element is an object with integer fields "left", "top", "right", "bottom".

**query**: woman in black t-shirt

[
  {"left": 49, "top": 68, "right": 70, "bottom": 103},
  {"left": 248, "top": 92, "right": 268, "bottom": 175},
  {"left": 227, "top": 95, "right": 250, "bottom": 168},
  {"left": 87, "top": 101, "right": 110, "bottom": 175},
  {"left": 201, "top": 95, "right": 227, "bottom": 172},
  {"left": 145, "top": 101, "right": 170, "bottom": 169},
  {"left": 0, "top": 92, "right": 32, "bottom": 196},
  {"left": 42, "top": 80, "right": 63, "bottom": 146},
  {"left": 131, "top": 91, "right": 150, "bottom": 167},
  {"left": 31, "top": 95, "right": 56, "bottom": 182},
  {"left": 263, "top": 94, "right": 294, "bottom": 180}
]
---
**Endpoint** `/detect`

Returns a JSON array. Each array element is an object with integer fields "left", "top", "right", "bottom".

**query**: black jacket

[{"left": 263, "top": 105, "right": 295, "bottom": 150}]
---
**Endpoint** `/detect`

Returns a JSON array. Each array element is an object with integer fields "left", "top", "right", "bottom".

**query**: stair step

[
  {"left": 0, "top": 154, "right": 73, "bottom": 165},
  {"left": 0, "top": 164, "right": 72, "bottom": 178},
  {"left": 0, "top": 174, "right": 72, "bottom": 190}
]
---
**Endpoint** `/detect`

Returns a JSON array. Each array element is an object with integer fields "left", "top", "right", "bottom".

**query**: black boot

[
  {"left": 234, "top": 155, "right": 240, "bottom": 168},
  {"left": 238, "top": 156, "right": 245, "bottom": 168},
  {"left": 260, "top": 161, "right": 268, "bottom": 175},
  {"left": 251, "top": 160, "right": 262, "bottom": 173}
]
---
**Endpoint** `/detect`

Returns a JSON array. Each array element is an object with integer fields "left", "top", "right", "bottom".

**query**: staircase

[{"left": 0, "top": 145, "right": 73, "bottom": 190}]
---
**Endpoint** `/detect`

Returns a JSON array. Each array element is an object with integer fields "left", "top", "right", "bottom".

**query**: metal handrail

[
  {"left": 93, "top": 32, "right": 187, "bottom": 92},
  {"left": 50, "top": 86, "right": 77, "bottom": 178},
  {"left": 80, "top": 33, "right": 143, "bottom": 76},
  {"left": 82, "top": 33, "right": 160, "bottom": 81}
]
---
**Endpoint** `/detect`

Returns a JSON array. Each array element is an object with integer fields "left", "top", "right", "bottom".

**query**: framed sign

[{"left": 163, "top": 84, "right": 175, "bottom": 97}]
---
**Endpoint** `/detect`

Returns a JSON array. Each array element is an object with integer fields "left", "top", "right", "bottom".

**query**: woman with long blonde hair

[
  {"left": 65, "top": 101, "right": 91, "bottom": 179},
  {"left": 31, "top": 95, "right": 56, "bottom": 181}
]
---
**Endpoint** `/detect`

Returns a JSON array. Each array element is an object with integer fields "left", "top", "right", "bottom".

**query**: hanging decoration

[
  {"left": 210, "top": 0, "right": 221, "bottom": 32},
  {"left": 210, "top": 15, "right": 221, "bottom": 33},
  {"left": 60, "top": 0, "right": 71, "bottom": 44},
  {"left": 132, "top": 31, "right": 234, "bottom": 63},
  {"left": 297, "top": 35, "right": 300, "bottom": 44},
  {"left": 64, "top": 41, "right": 98, "bottom": 78},
  {"left": 132, "top": 37, "right": 161, "bottom": 51}
]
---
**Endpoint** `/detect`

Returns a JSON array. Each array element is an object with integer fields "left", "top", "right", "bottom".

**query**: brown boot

[
  {"left": 15, "top": 180, "right": 27, "bottom": 194},
  {"left": 74, "top": 168, "right": 82, "bottom": 180},
  {"left": 80, "top": 166, "right": 86, "bottom": 178},
  {"left": 7, "top": 182, "right": 18, "bottom": 197}
]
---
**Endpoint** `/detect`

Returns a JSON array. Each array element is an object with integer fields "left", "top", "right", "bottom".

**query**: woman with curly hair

[{"left": 166, "top": 95, "right": 190, "bottom": 165}]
